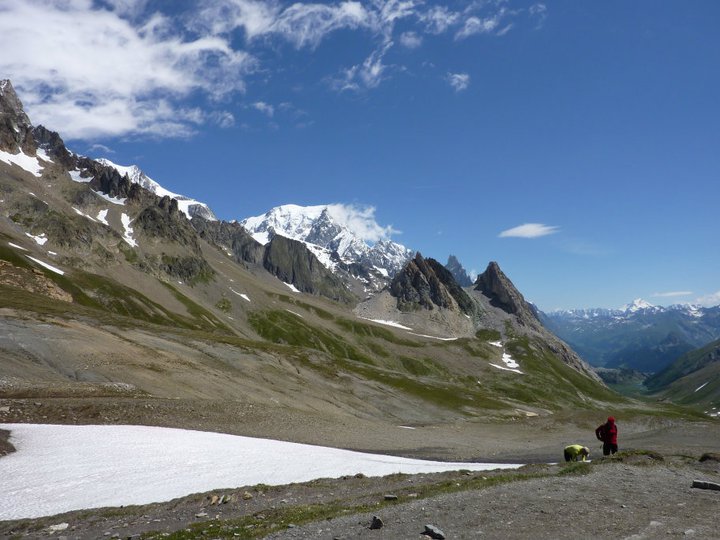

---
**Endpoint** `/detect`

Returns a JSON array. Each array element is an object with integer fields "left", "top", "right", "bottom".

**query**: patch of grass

[
  {"left": 215, "top": 298, "right": 232, "bottom": 313},
  {"left": 335, "top": 317, "right": 421, "bottom": 347},
  {"left": 475, "top": 328, "right": 502, "bottom": 341},
  {"left": 503, "top": 336, "right": 622, "bottom": 407},
  {"left": 160, "top": 281, "right": 233, "bottom": 333},
  {"left": 269, "top": 293, "right": 336, "bottom": 320},
  {"left": 119, "top": 242, "right": 138, "bottom": 264},
  {"left": 248, "top": 310, "right": 374, "bottom": 365},
  {"left": 558, "top": 462, "right": 593, "bottom": 476},
  {"left": 399, "top": 356, "right": 448, "bottom": 377},
  {"left": 341, "top": 360, "right": 507, "bottom": 412},
  {"left": 364, "top": 340, "right": 390, "bottom": 358},
  {"left": 612, "top": 450, "right": 664, "bottom": 463}
]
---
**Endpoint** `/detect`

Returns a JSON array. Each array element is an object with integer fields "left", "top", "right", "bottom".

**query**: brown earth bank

[{"left": 1, "top": 399, "right": 719, "bottom": 539}]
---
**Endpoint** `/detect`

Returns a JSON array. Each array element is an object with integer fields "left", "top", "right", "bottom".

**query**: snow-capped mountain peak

[
  {"left": 240, "top": 204, "right": 413, "bottom": 276},
  {"left": 621, "top": 298, "right": 655, "bottom": 313},
  {"left": 97, "top": 158, "right": 217, "bottom": 222}
]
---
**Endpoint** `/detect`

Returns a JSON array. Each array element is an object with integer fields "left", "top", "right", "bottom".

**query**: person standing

[{"left": 595, "top": 416, "right": 618, "bottom": 455}]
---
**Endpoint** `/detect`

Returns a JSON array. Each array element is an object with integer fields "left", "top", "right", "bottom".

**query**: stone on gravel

[
  {"left": 46, "top": 523, "right": 69, "bottom": 532},
  {"left": 369, "top": 515, "right": 384, "bottom": 530},
  {"left": 423, "top": 524, "right": 446, "bottom": 539},
  {"left": 384, "top": 494, "right": 398, "bottom": 501},
  {"left": 691, "top": 480, "right": 720, "bottom": 491}
]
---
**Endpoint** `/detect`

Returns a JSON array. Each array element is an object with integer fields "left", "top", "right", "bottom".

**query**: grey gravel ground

[{"left": 265, "top": 459, "right": 720, "bottom": 540}]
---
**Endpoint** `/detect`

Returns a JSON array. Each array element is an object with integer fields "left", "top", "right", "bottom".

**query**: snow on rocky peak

[
  {"left": 621, "top": 298, "right": 656, "bottom": 313},
  {"left": 96, "top": 158, "right": 216, "bottom": 221},
  {"left": 241, "top": 204, "right": 413, "bottom": 276}
]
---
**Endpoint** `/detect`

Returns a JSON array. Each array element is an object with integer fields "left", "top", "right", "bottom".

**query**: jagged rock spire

[
  {"left": 0, "top": 79, "right": 36, "bottom": 154},
  {"left": 446, "top": 255, "right": 473, "bottom": 287},
  {"left": 474, "top": 261, "right": 539, "bottom": 326}
]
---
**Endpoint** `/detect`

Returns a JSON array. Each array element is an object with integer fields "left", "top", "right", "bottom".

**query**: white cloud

[
  {"left": 1, "top": 0, "right": 535, "bottom": 139},
  {"left": 325, "top": 203, "right": 399, "bottom": 243},
  {"left": 196, "top": 0, "right": 373, "bottom": 49},
  {"left": 210, "top": 111, "right": 236, "bottom": 128},
  {"left": 0, "top": 0, "right": 253, "bottom": 139},
  {"left": 399, "top": 31, "right": 423, "bottom": 49},
  {"left": 266, "top": 1, "right": 372, "bottom": 49},
  {"left": 87, "top": 143, "right": 115, "bottom": 154},
  {"left": 529, "top": 3, "right": 547, "bottom": 29},
  {"left": 695, "top": 291, "right": 720, "bottom": 308},
  {"left": 499, "top": 223, "right": 559, "bottom": 238},
  {"left": 420, "top": 5, "right": 461, "bottom": 34},
  {"left": 447, "top": 72, "right": 470, "bottom": 92},
  {"left": 650, "top": 291, "right": 693, "bottom": 298},
  {"left": 455, "top": 12, "right": 504, "bottom": 40},
  {"left": 332, "top": 42, "right": 393, "bottom": 91},
  {"left": 252, "top": 101, "right": 275, "bottom": 117}
]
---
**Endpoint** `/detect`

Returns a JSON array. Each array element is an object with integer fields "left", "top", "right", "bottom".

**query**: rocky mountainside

[
  {"left": 97, "top": 158, "right": 217, "bottom": 222},
  {"left": 541, "top": 300, "right": 720, "bottom": 373},
  {"left": 1, "top": 77, "right": 619, "bottom": 428},
  {"left": 390, "top": 252, "right": 476, "bottom": 315}
]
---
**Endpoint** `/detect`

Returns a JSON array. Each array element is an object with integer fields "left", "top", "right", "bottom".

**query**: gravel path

[{"left": 265, "top": 459, "right": 720, "bottom": 540}]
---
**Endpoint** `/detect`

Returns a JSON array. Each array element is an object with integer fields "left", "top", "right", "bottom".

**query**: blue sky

[{"left": 2, "top": 0, "right": 719, "bottom": 310}]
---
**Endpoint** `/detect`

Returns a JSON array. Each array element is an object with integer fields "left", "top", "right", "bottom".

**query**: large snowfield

[{"left": 0, "top": 424, "right": 520, "bottom": 521}]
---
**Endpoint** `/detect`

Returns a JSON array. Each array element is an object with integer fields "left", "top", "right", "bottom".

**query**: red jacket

[{"left": 596, "top": 420, "right": 618, "bottom": 444}]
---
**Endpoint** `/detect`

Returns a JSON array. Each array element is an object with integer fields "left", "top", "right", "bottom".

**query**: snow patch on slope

[
  {"left": 121, "top": 213, "right": 137, "bottom": 247},
  {"left": 0, "top": 424, "right": 519, "bottom": 520},
  {"left": 0, "top": 149, "right": 46, "bottom": 177}
]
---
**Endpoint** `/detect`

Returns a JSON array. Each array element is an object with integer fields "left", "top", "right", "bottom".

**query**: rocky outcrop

[
  {"left": 160, "top": 254, "right": 214, "bottom": 285},
  {"left": 390, "top": 253, "right": 476, "bottom": 315},
  {"left": 474, "top": 262, "right": 540, "bottom": 327},
  {"left": 192, "top": 219, "right": 265, "bottom": 265},
  {"left": 263, "top": 235, "right": 355, "bottom": 304},
  {"left": 134, "top": 196, "right": 202, "bottom": 253},
  {"left": 445, "top": 255, "right": 473, "bottom": 287},
  {"left": 0, "top": 80, "right": 35, "bottom": 154},
  {"left": 32, "top": 125, "right": 76, "bottom": 170}
]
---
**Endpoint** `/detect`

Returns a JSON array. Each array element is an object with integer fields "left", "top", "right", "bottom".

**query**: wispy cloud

[
  {"left": 650, "top": 291, "right": 693, "bottom": 298},
  {"left": 499, "top": 223, "right": 560, "bottom": 238},
  {"left": 87, "top": 143, "right": 115, "bottom": 155},
  {"left": 210, "top": 111, "right": 236, "bottom": 128},
  {"left": 252, "top": 101, "right": 275, "bottom": 117},
  {"left": 399, "top": 31, "right": 423, "bottom": 49},
  {"left": 420, "top": 5, "right": 461, "bottom": 34},
  {"left": 331, "top": 42, "right": 393, "bottom": 91},
  {"left": 325, "top": 203, "right": 399, "bottom": 242},
  {"left": 695, "top": 291, "right": 720, "bottom": 308},
  {"left": 447, "top": 72, "right": 470, "bottom": 92},
  {"left": 529, "top": 3, "right": 548, "bottom": 29}
]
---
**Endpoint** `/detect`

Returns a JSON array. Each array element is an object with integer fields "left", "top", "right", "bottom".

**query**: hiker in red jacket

[{"left": 596, "top": 416, "right": 618, "bottom": 455}]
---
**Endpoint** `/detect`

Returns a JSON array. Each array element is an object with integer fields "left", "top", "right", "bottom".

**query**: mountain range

[
  {"left": 0, "top": 77, "right": 623, "bottom": 424},
  {"left": 541, "top": 300, "right": 720, "bottom": 374}
]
